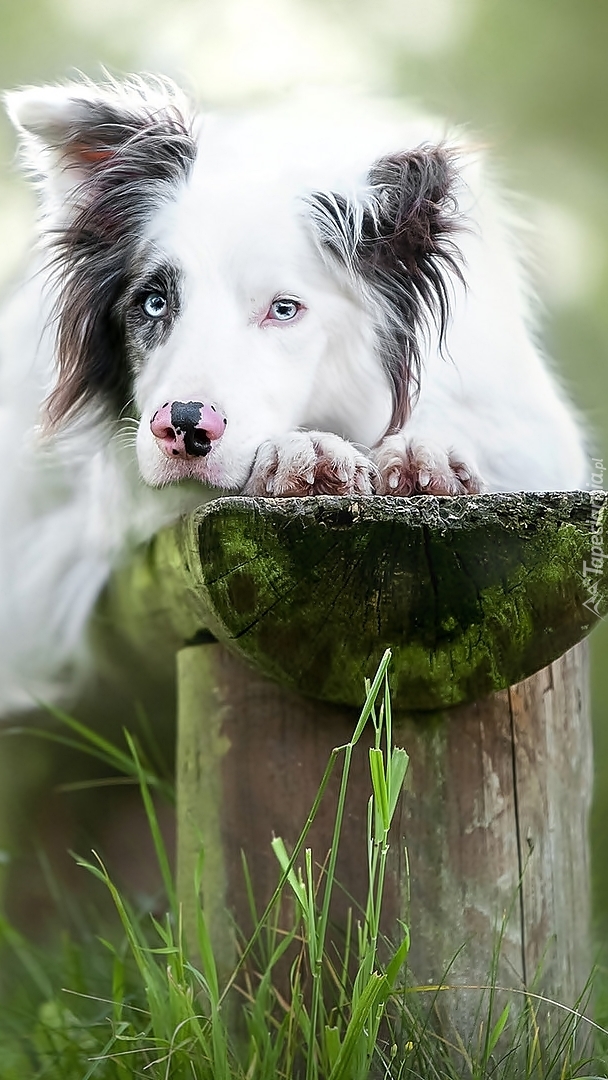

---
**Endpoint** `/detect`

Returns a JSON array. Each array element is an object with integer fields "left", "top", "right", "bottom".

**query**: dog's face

[
  {"left": 7, "top": 79, "right": 462, "bottom": 491},
  {"left": 131, "top": 165, "right": 378, "bottom": 489}
]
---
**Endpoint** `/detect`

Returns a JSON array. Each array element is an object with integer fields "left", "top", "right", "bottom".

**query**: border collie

[{"left": 0, "top": 76, "right": 586, "bottom": 716}]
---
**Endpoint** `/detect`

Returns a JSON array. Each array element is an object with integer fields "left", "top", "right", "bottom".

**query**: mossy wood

[
  {"left": 104, "top": 490, "right": 607, "bottom": 710},
  {"left": 101, "top": 489, "right": 601, "bottom": 1041}
]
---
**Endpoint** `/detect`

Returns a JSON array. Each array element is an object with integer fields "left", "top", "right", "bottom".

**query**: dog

[{"left": 0, "top": 75, "right": 586, "bottom": 716}]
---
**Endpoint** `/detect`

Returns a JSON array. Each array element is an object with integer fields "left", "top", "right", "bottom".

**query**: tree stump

[
  {"left": 100, "top": 491, "right": 607, "bottom": 1038},
  {"left": 176, "top": 639, "right": 592, "bottom": 1042}
]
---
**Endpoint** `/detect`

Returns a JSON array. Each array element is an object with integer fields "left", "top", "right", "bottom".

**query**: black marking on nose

[
  {"left": 171, "top": 400, "right": 204, "bottom": 428},
  {"left": 170, "top": 400, "right": 211, "bottom": 457}
]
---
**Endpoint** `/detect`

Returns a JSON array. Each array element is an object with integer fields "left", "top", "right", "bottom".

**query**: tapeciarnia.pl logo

[{"left": 583, "top": 458, "right": 607, "bottom": 618}]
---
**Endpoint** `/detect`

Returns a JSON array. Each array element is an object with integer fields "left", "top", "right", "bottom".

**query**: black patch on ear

[
  {"left": 309, "top": 145, "right": 464, "bottom": 433},
  {"left": 45, "top": 104, "right": 196, "bottom": 427}
]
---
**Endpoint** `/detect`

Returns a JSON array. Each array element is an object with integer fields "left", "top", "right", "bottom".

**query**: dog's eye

[
  {"left": 141, "top": 293, "right": 169, "bottom": 320},
  {"left": 269, "top": 298, "right": 301, "bottom": 321}
]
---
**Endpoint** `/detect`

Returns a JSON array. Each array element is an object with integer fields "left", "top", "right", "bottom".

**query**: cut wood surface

[{"left": 102, "top": 491, "right": 607, "bottom": 709}]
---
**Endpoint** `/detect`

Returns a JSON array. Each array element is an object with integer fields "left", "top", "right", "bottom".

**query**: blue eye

[
  {"left": 269, "top": 298, "right": 300, "bottom": 321},
  {"left": 142, "top": 293, "right": 168, "bottom": 319}
]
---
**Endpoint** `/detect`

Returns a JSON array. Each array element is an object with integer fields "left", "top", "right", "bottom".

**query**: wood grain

[{"left": 176, "top": 640, "right": 592, "bottom": 1039}]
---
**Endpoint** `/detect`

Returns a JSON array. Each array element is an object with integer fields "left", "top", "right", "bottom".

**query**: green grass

[{"left": 0, "top": 652, "right": 606, "bottom": 1078}]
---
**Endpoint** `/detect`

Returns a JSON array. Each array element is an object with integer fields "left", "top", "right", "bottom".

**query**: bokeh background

[{"left": 0, "top": 0, "right": 607, "bottom": 923}]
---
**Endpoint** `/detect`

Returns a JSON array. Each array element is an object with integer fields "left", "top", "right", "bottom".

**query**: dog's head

[{"left": 7, "top": 78, "right": 463, "bottom": 490}]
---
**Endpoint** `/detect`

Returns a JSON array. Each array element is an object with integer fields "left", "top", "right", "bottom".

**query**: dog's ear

[
  {"left": 5, "top": 78, "right": 197, "bottom": 429},
  {"left": 308, "top": 146, "right": 464, "bottom": 431},
  {"left": 5, "top": 76, "right": 194, "bottom": 218}
]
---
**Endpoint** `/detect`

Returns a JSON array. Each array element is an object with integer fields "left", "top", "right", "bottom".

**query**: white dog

[{"left": 0, "top": 76, "right": 586, "bottom": 716}]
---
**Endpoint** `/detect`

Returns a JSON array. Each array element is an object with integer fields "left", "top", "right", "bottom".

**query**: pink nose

[{"left": 150, "top": 400, "right": 227, "bottom": 459}]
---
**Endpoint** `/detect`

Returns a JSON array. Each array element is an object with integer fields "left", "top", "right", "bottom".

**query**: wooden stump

[
  {"left": 98, "top": 491, "right": 606, "bottom": 1040},
  {"left": 176, "top": 639, "right": 592, "bottom": 1038}
]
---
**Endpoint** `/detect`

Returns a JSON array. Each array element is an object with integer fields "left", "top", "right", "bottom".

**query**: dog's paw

[
  {"left": 372, "top": 435, "right": 484, "bottom": 496},
  {"left": 244, "top": 431, "right": 377, "bottom": 497}
]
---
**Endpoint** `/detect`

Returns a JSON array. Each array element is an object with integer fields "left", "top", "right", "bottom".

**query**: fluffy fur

[{"left": 0, "top": 76, "right": 587, "bottom": 716}]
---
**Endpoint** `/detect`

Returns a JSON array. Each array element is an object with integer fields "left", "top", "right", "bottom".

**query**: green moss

[{"left": 98, "top": 492, "right": 608, "bottom": 711}]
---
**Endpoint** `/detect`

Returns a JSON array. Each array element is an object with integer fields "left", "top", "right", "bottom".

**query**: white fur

[{"left": 0, "top": 78, "right": 587, "bottom": 717}]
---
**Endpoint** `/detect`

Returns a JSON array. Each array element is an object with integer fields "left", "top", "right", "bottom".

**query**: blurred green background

[{"left": 0, "top": 0, "right": 606, "bottom": 922}]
